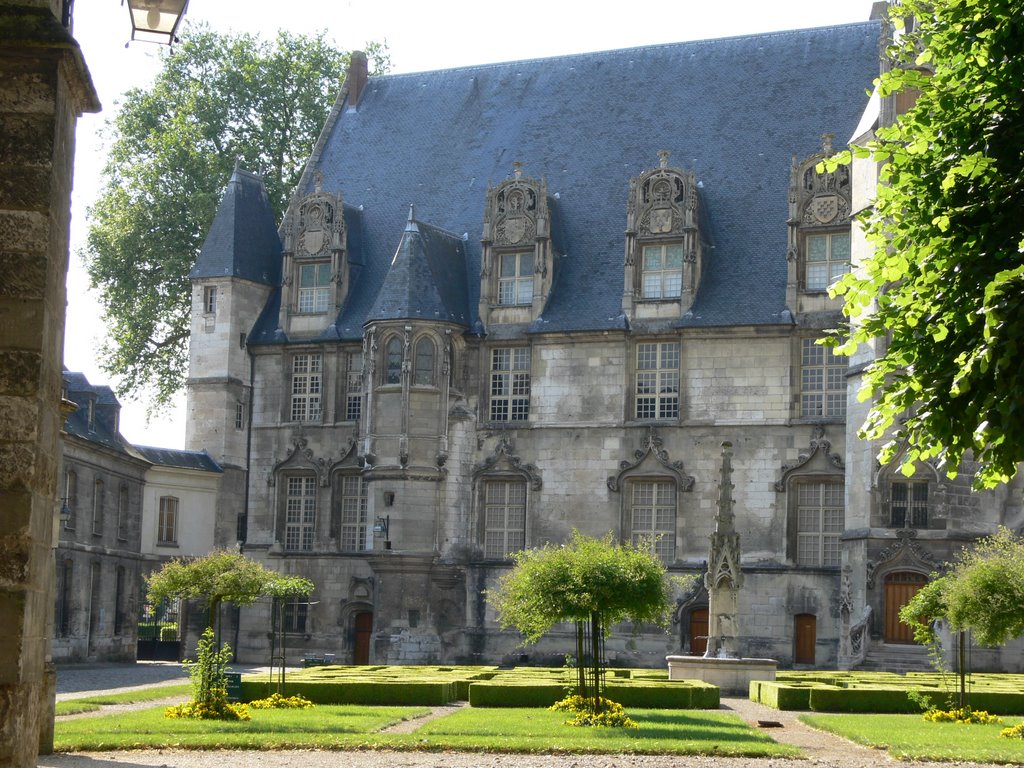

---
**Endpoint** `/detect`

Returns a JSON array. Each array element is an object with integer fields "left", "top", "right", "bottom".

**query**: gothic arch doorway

[
  {"left": 794, "top": 613, "right": 816, "bottom": 665},
  {"left": 884, "top": 571, "right": 927, "bottom": 643},
  {"left": 353, "top": 611, "right": 373, "bottom": 664}
]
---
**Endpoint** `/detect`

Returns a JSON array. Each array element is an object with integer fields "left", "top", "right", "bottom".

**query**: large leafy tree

[
  {"left": 827, "top": 0, "right": 1024, "bottom": 488},
  {"left": 85, "top": 26, "right": 388, "bottom": 408},
  {"left": 488, "top": 531, "right": 680, "bottom": 710}
]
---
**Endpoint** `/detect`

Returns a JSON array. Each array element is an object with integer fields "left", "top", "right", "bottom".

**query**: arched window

[
  {"left": 385, "top": 337, "right": 402, "bottom": 385},
  {"left": 413, "top": 337, "right": 435, "bottom": 386}
]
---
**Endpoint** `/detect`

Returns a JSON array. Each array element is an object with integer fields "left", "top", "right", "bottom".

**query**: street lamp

[
  {"left": 373, "top": 515, "right": 391, "bottom": 550},
  {"left": 124, "top": 0, "right": 190, "bottom": 45}
]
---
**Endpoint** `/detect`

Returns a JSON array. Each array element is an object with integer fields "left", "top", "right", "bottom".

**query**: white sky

[{"left": 65, "top": 0, "right": 876, "bottom": 449}]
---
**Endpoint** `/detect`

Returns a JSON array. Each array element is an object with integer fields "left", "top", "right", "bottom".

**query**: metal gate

[{"left": 137, "top": 595, "right": 181, "bottom": 661}]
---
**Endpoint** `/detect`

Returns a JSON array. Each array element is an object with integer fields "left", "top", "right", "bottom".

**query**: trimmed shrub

[
  {"left": 240, "top": 680, "right": 456, "bottom": 706},
  {"left": 468, "top": 682, "right": 566, "bottom": 707},
  {"left": 604, "top": 682, "right": 719, "bottom": 709}
]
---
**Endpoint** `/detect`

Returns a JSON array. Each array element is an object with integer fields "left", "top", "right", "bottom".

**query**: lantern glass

[{"left": 125, "top": 0, "right": 189, "bottom": 45}]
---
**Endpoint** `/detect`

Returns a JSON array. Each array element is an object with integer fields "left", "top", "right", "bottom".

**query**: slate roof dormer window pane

[
  {"left": 498, "top": 252, "right": 534, "bottom": 306},
  {"left": 641, "top": 244, "right": 683, "bottom": 299},
  {"left": 805, "top": 232, "right": 850, "bottom": 291},
  {"left": 298, "top": 263, "right": 332, "bottom": 313}
]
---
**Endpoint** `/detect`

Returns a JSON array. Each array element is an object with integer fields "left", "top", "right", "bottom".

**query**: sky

[{"left": 64, "top": 0, "right": 876, "bottom": 449}]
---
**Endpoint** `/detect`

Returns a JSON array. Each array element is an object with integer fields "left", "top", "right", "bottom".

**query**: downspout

[{"left": 234, "top": 344, "right": 255, "bottom": 659}]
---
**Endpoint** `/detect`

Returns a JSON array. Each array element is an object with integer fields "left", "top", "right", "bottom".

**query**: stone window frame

[
  {"left": 284, "top": 474, "right": 318, "bottom": 552},
  {"left": 116, "top": 483, "right": 129, "bottom": 541},
  {"left": 63, "top": 468, "right": 77, "bottom": 530},
  {"left": 488, "top": 346, "right": 531, "bottom": 422},
  {"left": 91, "top": 477, "right": 104, "bottom": 536},
  {"left": 344, "top": 350, "right": 363, "bottom": 422},
  {"left": 775, "top": 427, "right": 846, "bottom": 567},
  {"left": 873, "top": 458, "right": 944, "bottom": 531},
  {"left": 472, "top": 437, "right": 542, "bottom": 560},
  {"left": 157, "top": 495, "right": 179, "bottom": 546},
  {"left": 792, "top": 479, "right": 844, "bottom": 567},
  {"left": 637, "top": 241, "right": 685, "bottom": 301},
  {"left": 289, "top": 351, "right": 324, "bottom": 423},
  {"left": 480, "top": 476, "right": 528, "bottom": 560},
  {"left": 412, "top": 334, "right": 437, "bottom": 387},
  {"left": 274, "top": 595, "right": 310, "bottom": 635},
  {"left": 802, "top": 230, "right": 851, "bottom": 292},
  {"left": 203, "top": 285, "right": 217, "bottom": 316},
  {"left": 797, "top": 336, "right": 847, "bottom": 421},
  {"left": 296, "top": 260, "right": 333, "bottom": 314},
  {"left": 496, "top": 250, "right": 535, "bottom": 306},
  {"left": 381, "top": 334, "right": 403, "bottom": 386},
  {"left": 333, "top": 470, "right": 368, "bottom": 552},
  {"left": 625, "top": 476, "right": 677, "bottom": 563},
  {"left": 632, "top": 340, "right": 681, "bottom": 421},
  {"left": 234, "top": 401, "right": 245, "bottom": 430}
]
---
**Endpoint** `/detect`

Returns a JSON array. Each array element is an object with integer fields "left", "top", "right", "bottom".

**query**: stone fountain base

[{"left": 666, "top": 655, "right": 778, "bottom": 695}]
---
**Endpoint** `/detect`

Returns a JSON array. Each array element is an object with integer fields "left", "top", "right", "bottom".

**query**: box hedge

[
  {"left": 468, "top": 682, "right": 566, "bottom": 707},
  {"left": 240, "top": 679, "right": 456, "bottom": 706}
]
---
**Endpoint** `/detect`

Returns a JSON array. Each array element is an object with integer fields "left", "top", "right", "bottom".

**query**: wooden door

[
  {"left": 689, "top": 608, "right": 708, "bottom": 656},
  {"left": 885, "top": 572, "right": 927, "bottom": 643},
  {"left": 353, "top": 611, "right": 373, "bottom": 664},
  {"left": 794, "top": 613, "right": 816, "bottom": 665}
]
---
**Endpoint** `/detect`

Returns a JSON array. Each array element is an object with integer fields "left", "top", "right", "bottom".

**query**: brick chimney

[{"left": 347, "top": 51, "right": 368, "bottom": 108}]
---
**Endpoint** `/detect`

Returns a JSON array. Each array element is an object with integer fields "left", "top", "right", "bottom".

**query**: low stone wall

[{"left": 666, "top": 655, "right": 778, "bottom": 695}]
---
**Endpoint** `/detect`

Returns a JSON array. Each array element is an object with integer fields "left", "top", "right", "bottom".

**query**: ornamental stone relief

[{"left": 483, "top": 161, "right": 549, "bottom": 249}]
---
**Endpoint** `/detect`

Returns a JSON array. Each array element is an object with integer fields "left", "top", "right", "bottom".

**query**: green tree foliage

[
  {"left": 146, "top": 549, "right": 313, "bottom": 631},
  {"left": 85, "top": 26, "right": 389, "bottom": 409},
  {"left": 826, "top": 0, "right": 1024, "bottom": 488},
  {"left": 489, "top": 531, "right": 674, "bottom": 644},
  {"left": 901, "top": 528, "right": 1024, "bottom": 647}
]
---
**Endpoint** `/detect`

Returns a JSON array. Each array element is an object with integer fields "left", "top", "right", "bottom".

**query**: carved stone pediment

[
  {"left": 608, "top": 428, "right": 695, "bottom": 492},
  {"left": 482, "top": 162, "right": 550, "bottom": 249},
  {"left": 473, "top": 435, "right": 542, "bottom": 490},
  {"left": 775, "top": 425, "right": 845, "bottom": 491},
  {"left": 290, "top": 174, "right": 345, "bottom": 258},
  {"left": 626, "top": 150, "right": 699, "bottom": 241},
  {"left": 866, "top": 528, "right": 942, "bottom": 588},
  {"left": 270, "top": 437, "right": 333, "bottom": 487},
  {"left": 790, "top": 136, "right": 852, "bottom": 228}
]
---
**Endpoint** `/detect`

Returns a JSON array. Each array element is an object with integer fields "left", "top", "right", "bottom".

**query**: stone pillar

[{"left": 0, "top": 2, "right": 98, "bottom": 766}]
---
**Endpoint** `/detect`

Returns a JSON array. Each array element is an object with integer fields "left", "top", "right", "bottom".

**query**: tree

[
  {"left": 488, "top": 531, "right": 679, "bottom": 712},
  {"left": 901, "top": 528, "right": 1024, "bottom": 649},
  {"left": 825, "top": 0, "right": 1024, "bottom": 488},
  {"left": 84, "top": 26, "right": 389, "bottom": 409},
  {"left": 146, "top": 549, "right": 313, "bottom": 632}
]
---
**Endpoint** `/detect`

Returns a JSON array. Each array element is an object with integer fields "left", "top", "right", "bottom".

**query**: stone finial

[
  {"left": 821, "top": 133, "right": 835, "bottom": 155},
  {"left": 512, "top": 161, "right": 523, "bottom": 180},
  {"left": 658, "top": 149, "right": 671, "bottom": 168}
]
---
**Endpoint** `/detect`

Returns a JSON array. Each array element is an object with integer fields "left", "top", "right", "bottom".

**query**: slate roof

[
  {"left": 190, "top": 163, "right": 282, "bottom": 285},
  {"left": 62, "top": 371, "right": 135, "bottom": 455},
  {"left": 133, "top": 445, "right": 223, "bottom": 473},
  {"left": 248, "top": 22, "right": 880, "bottom": 345}
]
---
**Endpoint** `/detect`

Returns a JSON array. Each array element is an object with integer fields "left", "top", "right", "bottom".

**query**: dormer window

[
  {"left": 498, "top": 252, "right": 533, "bottom": 305},
  {"left": 478, "top": 163, "right": 554, "bottom": 328},
  {"left": 623, "top": 151, "right": 705, "bottom": 318},
  {"left": 298, "top": 262, "right": 331, "bottom": 313},
  {"left": 787, "top": 135, "right": 853, "bottom": 301},
  {"left": 641, "top": 243, "right": 683, "bottom": 299}
]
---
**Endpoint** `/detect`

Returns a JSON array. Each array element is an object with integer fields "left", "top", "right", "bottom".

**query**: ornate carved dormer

[
  {"left": 478, "top": 162, "right": 555, "bottom": 328},
  {"left": 279, "top": 173, "right": 348, "bottom": 335},
  {"left": 622, "top": 151, "right": 705, "bottom": 319},
  {"left": 786, "top": 134, "right": 853, "bottom": 312}
]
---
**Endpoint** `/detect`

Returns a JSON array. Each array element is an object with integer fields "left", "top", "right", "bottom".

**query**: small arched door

[
  {"left": 884, "top": 571, "right": 927, "bottom": 643},
  {"left": 689, "top": 608, "right": 708, "bottom": 656},
  {"left": 353, "top": 611, "right": 373, "bottom": 664},
  {"left": 794, "top": 613, "right": 816, "bottom": 665}
]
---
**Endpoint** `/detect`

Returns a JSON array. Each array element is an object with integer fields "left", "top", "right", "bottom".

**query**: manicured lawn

[
  {"left": 802, "top": 713, "right": 1024, "bottom": 764},
  {"left": 54, "top": 704, "right": 798, "bottom": 757},
  {"left": 55, "top": 684, "right": 192, "bottom": 716},
  {"left": 54, "top": 704, "right": 430, "bottom": 751}
]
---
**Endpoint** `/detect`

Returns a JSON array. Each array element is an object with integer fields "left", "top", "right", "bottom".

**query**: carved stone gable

[
  {"left": 295, "top": 193, "right": 344, "bottom": 258},
  {"left": 627, "top": 153, "right": 698, "bottom": 240},
  {"left": 866, "top": 528, "right": 943, "bottom": 588},
  {"left": 483, "top": 163, "right": 549, "bottom": 249},
  {"left": 473, "top": 436, "right": 542, "bottom": 490},
  {"left": 270, "top": 437, "right": 334, "bottom": 487},
  {"left": 790, "top": 136, "right": 852, "bottom": 228},
  {"left": 775, "top": 425, "right": 845, "bottom": 491},
  {"left": 608, "top": 428, "right": 695, "bottom": 492}
]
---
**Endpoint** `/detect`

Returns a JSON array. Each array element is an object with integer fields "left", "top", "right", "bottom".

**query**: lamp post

[
  {"left": 373, "top": 515, "right": 391, "bottom": 550},
  {"left": 124, "top": 0, "right": 190, "bottom": 44}
]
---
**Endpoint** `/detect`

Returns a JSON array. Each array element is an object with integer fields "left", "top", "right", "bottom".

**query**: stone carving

[
  {"left": 627, "top": 151, "right": 696, "bottom": 239},
  {"left": 704, "top": 442, "right": 743, "bottom": 658},
  {"left": 866, "top": 528, "right": 942, "bottom": 588},
  {"left": 774, "top": 425, "right": 845, "bottom": 491},
  {"left": 483, "top": 162, "right": 549, "bottom": 248},
  {"left": 271, "top": 437, "right": 332, "bottom": 486},
  {"left": 472, "top": 435, "right": 542, "bottom": 490},
  {"left": 791, "top": 135, "right": 851, "bottom": 227},
  {"left": 608, "top": 428, "right": 695, "bottom": 492}
]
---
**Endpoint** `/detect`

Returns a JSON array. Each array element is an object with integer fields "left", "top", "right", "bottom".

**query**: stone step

[{"left": 857, "top": 643, "right": 934, "bottom": 673}]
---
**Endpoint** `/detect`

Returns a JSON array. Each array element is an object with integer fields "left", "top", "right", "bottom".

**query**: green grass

[
  {"left": 802, "top": 712, "right": 1024, "bottom": 764},
  {"left": 54, "top": 704, "right": 430, "bottom": 751},
  {"left": 55, "top": 684, "right": 192, "bottom": 716},
  {"left": 54, "top": 704, "right": 797, "bottom": 757}
]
